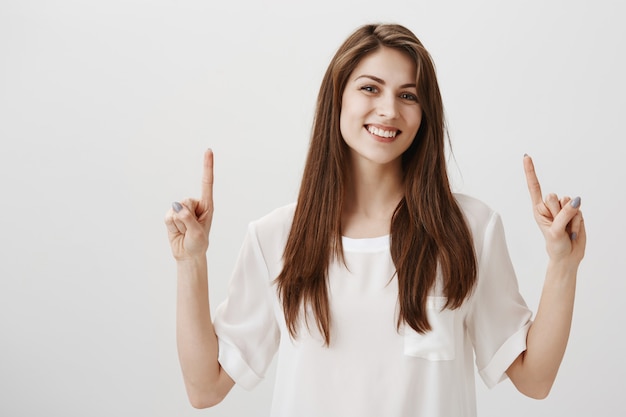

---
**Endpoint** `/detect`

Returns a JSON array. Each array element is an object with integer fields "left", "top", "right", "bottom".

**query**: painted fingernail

[
  {"left": 172, "top": 202, "right": 183, "bottom": 212},
  {"left": 570, "top": 232, "right": 578, "bottom": 241},
  {"left": 570, "top": 197, "right": 581, "bottom": 208}
]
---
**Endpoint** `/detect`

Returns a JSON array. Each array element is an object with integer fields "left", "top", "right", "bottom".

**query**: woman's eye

[
  {"left": 400, "top": 93, "right": 418, "bottom": 101},
  {"left": 360, "top": 85, "right": 377, "bottom": 93}
]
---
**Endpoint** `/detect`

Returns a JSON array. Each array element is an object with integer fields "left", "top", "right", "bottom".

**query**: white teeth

[{"left": 367, "top": 125, "right": 397, "bottom": 138}]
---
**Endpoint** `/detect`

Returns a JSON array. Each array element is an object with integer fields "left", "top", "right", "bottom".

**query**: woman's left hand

[
  {"left": 523, "top": 155, "right": 586, "bottom": 265},
  {"left": 507, "top": 155, "right": 587, "bottom": 398}
]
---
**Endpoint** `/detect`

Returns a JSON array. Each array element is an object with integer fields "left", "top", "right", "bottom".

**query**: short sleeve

[
  {"left": 213, "top": 222, "right": 280, "bottom": 390},
  {"left": 466, "top": 212, "right": 533, "bottom": 389}
]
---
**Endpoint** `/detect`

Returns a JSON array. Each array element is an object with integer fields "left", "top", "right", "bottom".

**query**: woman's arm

[
  {"left": 164, "top": 149, "right": 235, "bottom": 408},
  {"left": 506, "top": 155, "right": 586, "bottom": 399}
]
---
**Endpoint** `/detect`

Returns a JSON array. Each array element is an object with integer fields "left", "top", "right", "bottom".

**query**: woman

[{"left": 164, "top": 23, "right": 585, "bottom": 417}]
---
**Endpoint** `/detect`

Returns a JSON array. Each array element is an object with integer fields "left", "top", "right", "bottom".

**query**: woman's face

[{"left": 340, "top": 47, "right": 422, "bottom": 169}]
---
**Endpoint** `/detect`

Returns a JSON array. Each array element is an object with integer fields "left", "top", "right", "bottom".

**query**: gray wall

[{"left": 1, "top": 0, "right": 624, "bottom": 416}]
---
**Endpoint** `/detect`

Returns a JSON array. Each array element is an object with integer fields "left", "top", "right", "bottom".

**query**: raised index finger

[
  {"left": 523, "top": 154, "right": 543, "bottom": 206},
  {"left": 200, "top": 148, "right": 214, "bottom": 206}
]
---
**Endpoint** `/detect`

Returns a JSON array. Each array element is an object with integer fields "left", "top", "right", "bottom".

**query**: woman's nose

[{"left": 376, "top": 94, "right": 398, "bottom": 119}]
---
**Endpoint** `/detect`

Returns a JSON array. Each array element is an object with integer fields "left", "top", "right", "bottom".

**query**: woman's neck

[{"left": 341, "top": 159, "right": 404, "bottom": 238}]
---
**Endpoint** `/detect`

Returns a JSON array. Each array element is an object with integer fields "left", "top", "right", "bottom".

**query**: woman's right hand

[{"left": 164, "top": 149, "right": 215, "bottom": 261}]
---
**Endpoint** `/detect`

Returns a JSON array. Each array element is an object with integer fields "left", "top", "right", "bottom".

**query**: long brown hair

[{"left": 275, "top": 23, "right": 477, "bottom": 345}]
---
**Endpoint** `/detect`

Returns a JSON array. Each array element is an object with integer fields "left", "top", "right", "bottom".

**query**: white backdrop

[{"left": 1, "top": 0, "right": 625, "bottom": 416}]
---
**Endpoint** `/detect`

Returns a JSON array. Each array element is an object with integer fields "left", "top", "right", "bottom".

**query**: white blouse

[{"left": 213, "top": 194, "right": 532, "bottom": 417}]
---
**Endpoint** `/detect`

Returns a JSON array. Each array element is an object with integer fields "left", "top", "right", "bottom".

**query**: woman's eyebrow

[{"left": 355, "top": 74, "right": 417, "bottom": 89}]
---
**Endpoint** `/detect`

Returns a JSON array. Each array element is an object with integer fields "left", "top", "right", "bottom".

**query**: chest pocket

[{"left": 403, "top": 296, "right": 456, "bottom": 361}]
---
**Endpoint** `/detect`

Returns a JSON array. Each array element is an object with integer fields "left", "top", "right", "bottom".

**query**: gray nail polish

[
  {"left": 570, "top": 232, "right": 577, "bottom": 241},
  {"left": 570, "top": 197, "right": 581, "bottom": 208},
  {"left": 172, "top": 202, "right": 183, "bottom": 212}
]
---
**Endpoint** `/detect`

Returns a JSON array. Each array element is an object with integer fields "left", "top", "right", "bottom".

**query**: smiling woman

[
  {"left": 338, "top": 46, "right": 423, "bottom": 238},
  {"left": 164, "top": 23, "right": 586, "bottom": 417},
  {"left": 340, "top": 47, "right": 422, "bottom": 168}
]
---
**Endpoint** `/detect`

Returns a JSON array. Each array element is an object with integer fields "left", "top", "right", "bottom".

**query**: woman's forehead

[{"left": 350, "top": 47, "right": 417, "bottom": 86}]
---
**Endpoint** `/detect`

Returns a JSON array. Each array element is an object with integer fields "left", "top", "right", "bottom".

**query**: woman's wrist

[
  {"left": 176, "top": 255, "right": 209, "bottom": 280},
  {"left": 544, "top": 258, "right": 579, "bottom": 285}
]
